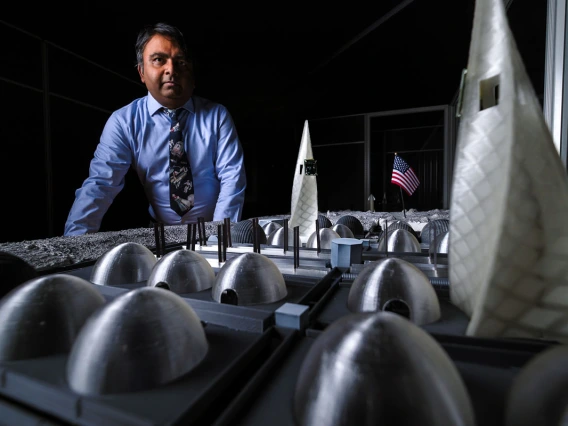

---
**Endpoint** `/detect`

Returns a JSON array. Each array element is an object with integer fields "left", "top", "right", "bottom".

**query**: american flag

[{"left": 391, "top": 155, "right": 420, "bottom": 196}]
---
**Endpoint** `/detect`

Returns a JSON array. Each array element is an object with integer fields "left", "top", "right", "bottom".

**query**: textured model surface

[
  {"left": 289, "top": 120, "right": 318, "bottom": 241},
  {"left": 449, "top": 0, "right": 568, "bottom": 342},
  {"left": 0, "top": 209, "right": 448, "bottom": 271}
]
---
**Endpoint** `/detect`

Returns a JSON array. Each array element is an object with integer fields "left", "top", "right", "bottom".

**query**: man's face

[{"left": 137, "top": 34, "right": 194, "bottom": 109}]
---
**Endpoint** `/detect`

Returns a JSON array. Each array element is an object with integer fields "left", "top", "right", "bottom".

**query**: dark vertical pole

[
  {"left": 283, "top": 218, "right": 289, "bottom": 254},
  {"left": 42, "top": 41, "right": 54, "bottom": 237},
  {"left": 160, "top": 223, "right": 166, "bottom": 255},
  {"left": 197, "top": 218, "right": 203, "bottom": 246},
  {"left": 251, "top": 219, "right": 257, "bottom": 253},
  {"left": 432, "top": 226, "right": 438, "bottom": 270},
  {"left": 197, "top": 217, "right": 205, "bottom": 246},
  {"left": 217, "top": 224, "right": 223, "bottom": 264},
  {"left": 253, "top": 218, "right": 261, "bottom": 253},
  {"left": 153, "top": 223, "right": 161, "bottom": 257},
  {"left": 224, "top": 217, "right": 232, "bottom": 247},
  {"left": 257, "top": 218, "right": 261, "bottom": 253},
  {"left": 294, "top": 226, "right": 300, "bottom": 269},
  {"left": 257, "top": 219, "right": 261, "bottom": 253},
  {"left": 315, "top": 219, "right": 321, "bottom": 254},
  {"left": 257, "top": 219, "right": 261, "bottom": 254},
  {"left": 186, "top": 224, "right": 192, "bottom": 251},
  {"left": 428, "top": 218, "right": 433, "bottom": 263},
  {"left": 222, "top": 221, "right": 227, "bottom": 262},
  {"left": 399, "top": 186, "right": 406, "bottom": 218},
  {"left": 385, "top": 219, "right": 389, "bottom": 258},
  {"left": 191, "top": 223, "right": 196, "bottom": 251},
  {"left": 223, "top": 219, "right": 229, "bottom": 261}
]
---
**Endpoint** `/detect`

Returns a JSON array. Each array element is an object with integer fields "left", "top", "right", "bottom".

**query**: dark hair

[{"left": 135, "top": 22, "right": 191, "bottom": 69}]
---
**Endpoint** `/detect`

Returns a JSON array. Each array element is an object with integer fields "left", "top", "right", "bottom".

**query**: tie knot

[{"left": 165, "top": 108, "right": 188, "bottom": 122}]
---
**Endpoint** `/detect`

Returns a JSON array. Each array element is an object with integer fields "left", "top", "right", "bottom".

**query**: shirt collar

[{"left": 147, "top": 92, "right": 195, "bottom": 116}]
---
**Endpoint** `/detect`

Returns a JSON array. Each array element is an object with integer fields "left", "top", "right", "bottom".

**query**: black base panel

[
  {"left": 0, "top": 325, "right": 293, "bottom": 426},
  {"left": 0, "top": 394, "right": 66, "bottom": 425},
  {"left": 214, "top": 333, "right": 556, "bottom": 426}
]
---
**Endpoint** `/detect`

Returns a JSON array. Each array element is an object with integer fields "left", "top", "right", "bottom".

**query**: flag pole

[
  {"left": 394, "top": 153, "right": 407, "bottom": 218},
  {"left": 399, "top": 186, "right": 406, "bottom": 218}
]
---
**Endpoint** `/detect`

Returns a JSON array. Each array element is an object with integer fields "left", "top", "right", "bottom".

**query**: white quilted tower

[
  {"left": 289, "top": 120, "right": 318, "bottom": 242},
  {"left": 449, "top": 0, "right": 568, "bottom": 342}
]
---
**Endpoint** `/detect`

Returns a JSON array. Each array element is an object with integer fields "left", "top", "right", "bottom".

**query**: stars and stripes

[{"left": 391, "top": 155, "right": 420, "bottom": 196}]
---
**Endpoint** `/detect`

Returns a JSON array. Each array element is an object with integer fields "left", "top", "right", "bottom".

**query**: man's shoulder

[
  {"left": 104, "top": 97, "right": 148, "bottom": 128},
  {"left": 114, "top": 97, "right": 147, "bottom": 116}
]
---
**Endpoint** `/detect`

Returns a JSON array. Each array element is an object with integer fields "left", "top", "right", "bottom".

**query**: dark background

[{"left": 0, "top": 0, "right": 547, "bottom": 242}]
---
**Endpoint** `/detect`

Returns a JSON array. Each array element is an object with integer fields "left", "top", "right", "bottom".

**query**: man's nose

[{"left": 165, "top": 59, "right": 178, "bottom": 74}]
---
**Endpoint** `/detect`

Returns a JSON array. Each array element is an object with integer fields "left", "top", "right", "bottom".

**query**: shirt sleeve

[
  {"left": 64, "top": 113, "right": 132, "bottom": 235},
  {"left": 212, "top": 108, "right": 247, "bottom": 222}
]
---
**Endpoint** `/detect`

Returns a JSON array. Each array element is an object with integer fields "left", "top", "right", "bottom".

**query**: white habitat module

[
  {"left": 449, "top": 0, "right": 568, "bottom": 342},
  {"left": 289, "top": 120, "right": 318, "bottom": 242}
]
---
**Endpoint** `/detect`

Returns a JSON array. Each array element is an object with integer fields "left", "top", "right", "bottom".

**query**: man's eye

[{"left": 152, "top": 58, "right": 164, "bottom": 64}]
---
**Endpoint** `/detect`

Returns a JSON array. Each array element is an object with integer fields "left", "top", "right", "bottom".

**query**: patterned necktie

[{"left": 166, "top": 108, "right": 194, "bottom": 216}]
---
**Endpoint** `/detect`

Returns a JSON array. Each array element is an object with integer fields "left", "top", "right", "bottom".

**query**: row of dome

[
  {"left": 0, "top": 248, "right": 441, "bottom": 394},
  {"left": 0, "top": 241, "right": 444, "bottom": 366},
  {"left": 0, "top": 248, "right": 562, "bottom": 426},
  {"left": 223, "top": 215, "right": 451, "bottom": 252}
]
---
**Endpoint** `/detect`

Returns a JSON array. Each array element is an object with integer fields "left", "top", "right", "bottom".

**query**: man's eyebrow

[{"left": 148, "top": 52, "right": 188, "bottom": 61}]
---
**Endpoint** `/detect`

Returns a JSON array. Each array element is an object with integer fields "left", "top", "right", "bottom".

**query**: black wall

[{"left": 0, "top": 0, "right": 547, "bottom": 243}]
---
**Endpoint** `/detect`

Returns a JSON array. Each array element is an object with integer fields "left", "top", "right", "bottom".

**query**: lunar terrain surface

[{"left": 0, "top": 209, "right": 449, "bottom": 271}]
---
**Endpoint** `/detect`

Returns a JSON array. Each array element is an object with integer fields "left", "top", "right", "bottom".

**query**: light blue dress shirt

[{"left": 64, "top": 94, "right": 246, "bottom": 236}]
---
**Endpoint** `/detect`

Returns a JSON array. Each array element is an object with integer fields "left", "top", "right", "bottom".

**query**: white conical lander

[
  {"left": 289, "top": 120, "right": 318, "bottom": 244},
  {"left": 449, "top": 0, "right": 568, "bottom": 342}
]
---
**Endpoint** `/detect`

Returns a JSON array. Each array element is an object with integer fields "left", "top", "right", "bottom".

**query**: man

[{"left": 64, "top": 23, "right": 246, "bottom": 236}]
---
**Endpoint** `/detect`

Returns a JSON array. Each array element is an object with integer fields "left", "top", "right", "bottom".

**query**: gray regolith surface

[{"left": 0, "top": 209, "right": 449, "bottom": 271}]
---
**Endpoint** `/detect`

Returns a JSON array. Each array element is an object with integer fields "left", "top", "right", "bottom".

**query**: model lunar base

[{"left": 0, "top": 0, "right": 566, "bottom": 424}]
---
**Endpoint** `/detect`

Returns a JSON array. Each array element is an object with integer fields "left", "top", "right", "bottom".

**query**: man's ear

[{"left": 137, "top": 64, "right": 145, "bottom": 83}]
